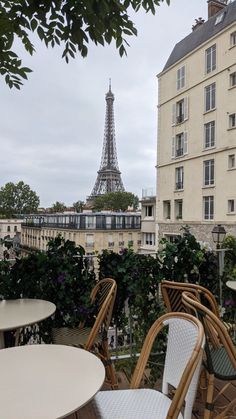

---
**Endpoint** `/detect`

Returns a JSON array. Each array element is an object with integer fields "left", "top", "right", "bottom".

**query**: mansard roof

[{"left": 163, "top": 0, "right": 236, "bottom": 71}]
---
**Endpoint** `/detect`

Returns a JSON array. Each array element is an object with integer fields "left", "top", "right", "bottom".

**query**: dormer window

[{"left": 215, "top": 12, "right": 225, "bottom": 25}]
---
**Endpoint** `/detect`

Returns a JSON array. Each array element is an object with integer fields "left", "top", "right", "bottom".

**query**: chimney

[
  {"left": 192, "top": 17, "right": 205, "bottom": 31},
  {"left": 208, "top": 0, "right": 228, "bottom": 18}
]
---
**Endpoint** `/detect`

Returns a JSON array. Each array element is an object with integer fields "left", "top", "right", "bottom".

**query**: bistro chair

[
  {"left": 182, "top": 291, "right": 236, "bottom": 419},
  {"left": 52, "top": 277, "right": 118, "bottom": 389},
  {"left": 161, "top": 280, "right": 234, "bottom": 333},
  {"left": 93, "top": 312, "right": 205, "bottom": 419}
]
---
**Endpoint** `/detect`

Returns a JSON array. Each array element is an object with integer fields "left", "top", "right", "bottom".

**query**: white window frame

[
  {"left": 230, "top": 31, "right": 236, "bottom": 46},
  {"left": 177, "top": 65, "right": 185, "bottom": 90},
  {"left": 172, "top": 97, "right": 189, "bottom": 125},
  {"left": 144, "top": 233, "right": 155, "bottom": 246},
  {"left": 175, "top": 166, "right": 184, "bottom": 190},
  {"left": 228, "top": 154, "right": 235, "bottom": 169},
  {"left": 175, "top": 199, "right": 183, "bottom": 219},
  {"left": 163, "top": 201, "right": 171, "bottom": 220},
  {"left": 203, "top": 159, "right": 215, "bottom": 186},
  {"left": 215, "top": 12, "right": 224, "bottom": 25},
  {"left": 229, "top": 113, "right": 236, "bottom": 128},
  {"left": 230, "top": 72, "right": 236, "bottom": 87},
  {"left": 228, "top": 199, "right": 235, "bottom": 213},
  {"left": 205, "top": 44, "right": 216, "bottom": 74},
  {"left": 172, "top": 132, "right": 188, "bottom": 158},
  {"left": 203, "top": 196, "right": 214, "bottom": 220},
  {"left": 205, "top": 83, "right": 216, "bottom": 112},
  {"left": 204, "top": 121, "right": 215, "bottom": 148},
  {"left": 145, "top": 205, "right": 153, "bottom": 217}
]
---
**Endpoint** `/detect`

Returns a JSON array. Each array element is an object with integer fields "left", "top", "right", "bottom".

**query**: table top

[
  {"left": 0, "top": 344, "right": 105, "bottom": 419},
  {"left": 0, "top": 298, "right": 56, "bottom": 331},
  {"left": 226, "top": 281, "right": 236, "bottom": 291}
]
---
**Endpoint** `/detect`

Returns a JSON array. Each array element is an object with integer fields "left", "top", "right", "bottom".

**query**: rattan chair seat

[
  {"left": 210, "top": 346, "right": 236, "bottom": 380},
  {"left": 94, "top": 388, "right": 184, "bottom": 419}
]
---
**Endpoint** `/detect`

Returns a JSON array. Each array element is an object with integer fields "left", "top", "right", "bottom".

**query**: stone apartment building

[
  {"left": 21, "top": 212, "right": 141, "bottom": 255},
  {"left": 156, "top": 0, "right": 236, "bottom": 246},
  {"left": 139, "top": 188, "right": 156, "bottom": 255}
]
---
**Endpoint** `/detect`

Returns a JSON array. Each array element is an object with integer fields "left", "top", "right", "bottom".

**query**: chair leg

[
  {"left": 100, "top": 340, "right": 118, "bottom": 389},
  {"left": 204, "top": 373, "right": 215, "bottom": 419}
]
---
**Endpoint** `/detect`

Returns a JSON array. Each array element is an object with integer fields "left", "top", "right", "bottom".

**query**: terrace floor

[{"left": 67, "top": 370, "right": 236, "bottom": 419}]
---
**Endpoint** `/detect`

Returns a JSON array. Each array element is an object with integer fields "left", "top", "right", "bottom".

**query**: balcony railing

[
  {"left": 175, "top": 148, "right": 183, "bottom": 157},
  {"left": 175, "top": 182, "right": 183, "bottom": 190},
  {"left": 176, "top": 114, "right": 184, "bottom": 124}
]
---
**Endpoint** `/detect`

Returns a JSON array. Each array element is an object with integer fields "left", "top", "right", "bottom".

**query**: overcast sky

[{"left": 1, "top": 0, "right": 208, "bottom": 207}]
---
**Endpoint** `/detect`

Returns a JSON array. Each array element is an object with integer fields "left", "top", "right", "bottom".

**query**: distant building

[
  {"left": 156, "top": 0, "right": 236, "bottom": 246},
  {"left": 139, "top": 188, "right": 156, "bottom": 255},
  {"left": 0, "top": 219, "right": 22, "bottom": 258},
  {"left": 21, "top": 212, "right": 141, "bottom": 255}
]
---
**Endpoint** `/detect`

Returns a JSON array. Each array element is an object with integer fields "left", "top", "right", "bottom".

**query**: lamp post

[{"left": 212, "top": 224, "right": 226, "bottom": 307}]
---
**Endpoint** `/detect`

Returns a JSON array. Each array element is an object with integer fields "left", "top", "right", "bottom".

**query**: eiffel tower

[{"left": 88, "top": 81, "right": 125, "bottom": 201}]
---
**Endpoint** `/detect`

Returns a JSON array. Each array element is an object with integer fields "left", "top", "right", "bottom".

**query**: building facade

[
  {"left": 139, "top": 188, "right": 156, "bottom": 255},
  {"left": 157, "top": 0, "right": 236, "bottom": 247},
  {"left": 21, "top": 212, "right": 141, "bottom": 255}
]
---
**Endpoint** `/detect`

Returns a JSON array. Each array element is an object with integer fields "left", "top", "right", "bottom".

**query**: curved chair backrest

[
  {"left": 161, "top": 280, "right": 220, "bottom": 318},
  {"left": 130, "top": 312, "right": 205, "bottom": 419},
  {"left": 85, "top": 278, "right": 117, "bottom": 350},
  {"left": 182, "top": 291, "right": 236, "bottom": 375}
]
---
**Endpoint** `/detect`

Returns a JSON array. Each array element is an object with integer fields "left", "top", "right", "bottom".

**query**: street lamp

[
  {"left": 212, "top": 224, "right": 226, "bottom": 249},
  {"left": 212, "top": 224, "right": 226, "bottom": 307}
]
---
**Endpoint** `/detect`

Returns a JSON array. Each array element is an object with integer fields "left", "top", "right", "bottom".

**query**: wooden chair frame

[{"left": 182, "top": 291, "right": 236, "bottom": 419}]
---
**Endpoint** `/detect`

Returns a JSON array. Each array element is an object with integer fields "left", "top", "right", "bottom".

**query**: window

[
  {"left": 172, "top": 97, "right": 188, "bottom": 125},
  {"left": 7, "top": 226, "right": 10, "bottom": 232},
  {"left": 175, "top": 199, "right": 183, "bottom": 219},
  {"left": 164, "top": 234, "right": 180, "bottom": 243},
  {"left": 204, "top": 159, "right": 215, "bottom": 186},
  {"left": 205, "top": 44, "right": 216, "bottom": 73},
  {"left": 14, "top": 226, "right": 17, "bottom": 232},
  {"left": 204, "top": 121, "right": 215, "bottom": 148},
  {"left": 177, "top": 66, "right": 185, "bottom": 90},
  {"left": 163, "top": 201, "right": 171, "bottom": 219},
  {"left": 175, "top": 166, "right": 184, "bottom": 190},
  {"left": 229, "top": 113, "right": 236, "bottom": 128},
  {"left": 230, "top": 72, "right": 236, "bottom": 87},
  {"left": 85, "top": 234, "right": 94, "bottom": 248},
  {"left": 145, "top": 206, "right": 153, "bottom": 217},
  {"left": 144, "top": 233, "right": 155, "bottom": 246},
  {"left": 128, "top": 233, "right": 133, "bottom": 246},
  {"left": 215, "top": 11, "right": 225, "bottom": 25},
  {"left": 228, "top": 154, "right": 235, "bottom": 169},
  {"left": 119, "top": 233, "right": 124, "bottom": 246},
  {"left": 108, "top": 234, "right": 114, "bottom": 247},
  {"left": 205, "top": 83, "right": 216, "bottom": 112},
  {"left": 230, "top": 31, "right": 236, "bottom": 46},
  {"left": 85, "top": 216, "right": 95, "bottom": 229},
  {"left": 203, "top": 196, "right": 214, "bottom": 220},
  {"left": 228, "top": 199, "right": 235, "bottom": 213},
  {"left": 172, "top": 132, "right": 188, "bottom": 158}
]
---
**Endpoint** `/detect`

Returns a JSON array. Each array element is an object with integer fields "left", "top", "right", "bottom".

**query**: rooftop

[{"left": 163, "top": 0, "right": 236, "bottom": 71}]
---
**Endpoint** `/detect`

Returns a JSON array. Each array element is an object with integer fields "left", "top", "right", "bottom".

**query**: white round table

[
  {"left": 0, "top": 345, "right": 105, "bottom": 419},
  {"left": 0, "top": 299, "right": 56, "bottom": 348},
  {"left": 226, "top": 281, "right": 236, "bottom": 291}
]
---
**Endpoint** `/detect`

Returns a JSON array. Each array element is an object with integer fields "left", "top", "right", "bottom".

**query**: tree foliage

[
  {"left": 0, "top": 0, "right": 170, "bottom": 89},
  {"left": 93, "top": 191, "right": 139, "bottom": 211},
  {"left": 73, "top": 200, "right": 84, "bottom": 213},
  {"left": 0, "top": 181, "right": 40, "bottom": 217},
  {"left": 50, "top": 201, "right": 66, "bottom": 213}
]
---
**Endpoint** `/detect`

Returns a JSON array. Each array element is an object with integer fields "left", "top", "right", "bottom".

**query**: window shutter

[
  {"left": 184, "top": 97, "right": 188, "bottom": 120},
  {"left": 183, "top": 132, "right": 188, "bottom": 154},
  {"left": 172, "top": 137, "right": 175, "bottom": 158},
  {"left": 172, "top": 103, "right": 176, "bottom": 126}
]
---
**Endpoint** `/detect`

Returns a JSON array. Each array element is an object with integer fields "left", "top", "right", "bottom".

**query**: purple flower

[
  {"left": 223, "top": 299, "right": 234, "bottom": 307},
  {"left": 57, "top": 273, "right": 66, "bottom": 284}
]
